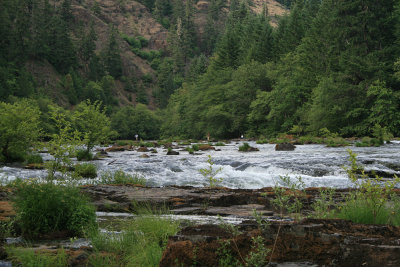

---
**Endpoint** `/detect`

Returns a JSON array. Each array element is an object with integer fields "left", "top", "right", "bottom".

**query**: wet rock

[
  {"left": 23, "top": 163, "right": 45, "bottom": 169},
  {"left": 167, "top": 150, "right": 180, "bottom": 155},
  {"left": 198, "top": 145, "right": 215, "bottom": 151},
  {"left": 163, "top": 143, "right": 173, "bottom": 149},
  {"left": 105, "top": 145, "right": 132, "bottom": 152},
  {"left": 139, "top": 154, "right": 149, "bottom": 158},
  {"left": 204, "top": 204, "right": 273, "bottom": 217},
  {"left": 275, "top": 143, "right": 296, "bottom": 151},
  {"left": 160, "top": 219, "right": 400, "bottom": 267},
  {"left": 137, "top": 147, "right": 149, "bottom": 152},
  {"left": 0, "top": 201, "right": 15, "bottom": 221},
  {"left": 150, "top": 149, "right": 158, "bottom": 153}
]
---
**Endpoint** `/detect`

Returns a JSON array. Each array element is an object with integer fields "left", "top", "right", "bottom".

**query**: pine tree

[{"left": 103, "top": 26, "right": 123, "bottom": 79}]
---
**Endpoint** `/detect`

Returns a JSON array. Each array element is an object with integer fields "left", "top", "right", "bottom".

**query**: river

[{"left": 1, "top": 141, "right": 400, "bottom": 189}]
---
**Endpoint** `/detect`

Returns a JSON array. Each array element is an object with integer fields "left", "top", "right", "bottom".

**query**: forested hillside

[
  {"left": 1, "top": 0, "right": 400, "bottom": 145},
  {"left": 163, "top": 0, "right": 400, "bottom": 138}
]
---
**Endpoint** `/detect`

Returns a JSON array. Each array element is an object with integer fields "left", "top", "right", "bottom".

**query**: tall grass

[
  {"left": 7, "top": 247, "right": 68, "bottom": 267},
  {"left": 88, "top": 204, "right": 180, "bottom": 266},
  {"left": 98, "top": 170, "right": 146, "bottom": 185}
]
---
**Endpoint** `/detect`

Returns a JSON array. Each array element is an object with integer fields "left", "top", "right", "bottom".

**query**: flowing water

[{"left": 1, "top": 141, "right": 400, "bottom": 189}]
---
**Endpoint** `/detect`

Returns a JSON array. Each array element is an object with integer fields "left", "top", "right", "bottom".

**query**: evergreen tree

[{"left": 103, "top": 26, "right": 123, "bottom": 79}]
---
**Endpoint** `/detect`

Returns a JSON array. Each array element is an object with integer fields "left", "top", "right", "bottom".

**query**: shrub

[
  {"left": 24, "top": 153, "right": 43, "bottom": 164},
  {"left": 89, "top": 207, "right": 179, "bottom": 266},
  {"left": 192, "top": 144, "right": 199, "bottom": 151},
  {"left": 99, "top": 170, "right": 146, "bottom": 185},
  {"left": 325, "top": 137, "right": 349, "bottom": 147},
  {"left": 336, "top": 150, "right": 400, "bottom": 225},
  {"left": 13, "top": 181, "right": 97, "bottom": 238},
  {"left": 76, "top": 149, "right": 93, "bottom": 161},
  {"left": 215, "top": 142, "right": 225, "bottom": 146},
  {"left": 139, "top": 141, "right": 154, "bottom": 147},
  {"left": 7, "top": 247, "right": 68, "bottom": 267},
  {"left": 74, "top": 163, "right": 97, "bottom": 178},
  {"left": 256, "top": 139, "right": 268, "bottom": 144},
  {"left": 115, "top": 140, "right": 133, "bottom": 146},
  {"left": 199, "top": 155, "right": 223, "bottom": 187},
  {"left": 186, "top": 147, "right": 194, "bottom": 154},
  {"left": 239, "top": 142, "right": 250, "bottom": 152},
  {"left": 0, "top": 100, "right": 41, "bottom": 163}
]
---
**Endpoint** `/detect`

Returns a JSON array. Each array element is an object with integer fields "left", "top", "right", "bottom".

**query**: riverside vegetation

[
  {"left": 2, "top": 0, "right": 400, "bottom": 265},
  {"left": 1, "top": 0, "right": 400, "bottom": 144}
]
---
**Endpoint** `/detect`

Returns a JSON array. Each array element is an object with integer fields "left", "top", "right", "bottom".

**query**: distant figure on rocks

[
  {"left": 135, "top": 134, "right": 138, "bottom": 141},
  {"left": 207, "top": 133, "right": 210, "bottom": 141}
]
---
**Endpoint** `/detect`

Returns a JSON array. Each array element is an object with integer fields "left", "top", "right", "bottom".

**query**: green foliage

[
  {"left": 74, "top": 163, "right": 97, "bottom": 178},
  {"left": 45, "top": 105, "right": 80, "bottom": 179},
  {"left": 325, "top": 137, "right": 349, "bottom": 147},
  {"left": 199, "top": 155, "right": 223, "bottom": 187},
  {"left": 75, "top": 149, "right": 94, "bottom": 161},
  {"left": 24, "top": 153, "right": 44, "bottom": 165},
  {"left": 13, "top": 180, "right": 97, "bottom": 238},
  {"left": 312, "top": 188, "right": 336, "bottom": 219},
  {"left": 0, "top": 100, "right": 41, "bottom": 162},
  {"left": 337, "top": 149, "right": 400, "bottom": 225},
  {"left": 89, "top": 209, "right": 179, "bottom": 266},
  {"left": 238, "top": 142, "right": 250, "bottom": 152},
  {"left": 245, "top": 236, "right": 270, "bottom": 267},
  {"left": 103, "top": 26, "right": 123, "bottom": 79},
  {"left": 99, "top": 170, "right": 146, "bottom": 185},
  {"left": 111, "top": 104, "right": 161, "bottom": 140},
  {"left": 215, "top": 142, "right": 225, "bottom": 146},
  {"left": 73, "top": 100, "right": 115, "bottom": 153},
  {"left": 7, "top": 247, "right": 68, "bottom": 267},
  {"left": 192, "top": 144, "right": 199, "bottom": 151},
  {"left": 271, "top": 176, "right": 306, "bottom": 217}
]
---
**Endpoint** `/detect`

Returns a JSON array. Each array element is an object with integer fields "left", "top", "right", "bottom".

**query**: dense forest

[{"left": 1, "top": 0, "right": 400, "bottom": 146}]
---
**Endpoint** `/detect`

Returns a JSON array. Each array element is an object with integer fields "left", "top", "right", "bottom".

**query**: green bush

[
  {"left": 336, "top": 150, "right": 400, "bottom": 225},
  {"left": 192, "top": 144, "right": 199, "bottom": 151},
  {"left": 89, "top": 206, "right": 179, "bottom": 266},
  {"left": 139, "top": 141, "right": 154, "bottom": 147},
  {"left": 7, "top": 247, "right": 68, "bottom": 267},
  {"left": 186, "top": 147, "right": 194, "bottom": 154},
  {"left": 325, "top": 137, "right": 349, "bottom": 147},
  {"left": 99, "top": 170, "right": 146, "bottom": 185},
  {"left": 0, "top": 100, "right": 41, "bottom": 163},
  {"left": 76, "top": 149, "right": 93, "bottom": 161},
  {"left": 115, "top": 140, "right": 134, "bottom": 146},
  {"left": 355, "top": 136, "right": 384, "bottom": 147},
  {"left": 215, "top": 142, "right": 225, "bottom": 146},
  {"left": 74, "top": 163, "right": 97, "bottom": 178},
  {"left": 13, "top": 181, "right": 97, "bottom": 238},
  {"left": 256, "top": 139, "right": 268, "bottom": 144},
  {"left": 239, "top": 142, "right": 251, "bottom": 151},
  {"left": 24, "top": 153, "right": 43, "bottom": 164}
]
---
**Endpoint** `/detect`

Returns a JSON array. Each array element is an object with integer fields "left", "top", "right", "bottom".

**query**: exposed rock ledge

[{"left": 160, "top": 219, "right": 400, "bottom": 266}]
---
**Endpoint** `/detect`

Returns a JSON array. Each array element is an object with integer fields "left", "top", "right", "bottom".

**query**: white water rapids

[{"left": 1, "top": 141, "right": 400, "bottom": 189}]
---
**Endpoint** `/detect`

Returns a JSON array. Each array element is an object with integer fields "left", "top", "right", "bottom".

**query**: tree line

[
  {"left": 161, "top": 0, "right": 400, "bottom": 139},
  {"left": 1, "top": 0, "right": 400, "bottom": 146}
]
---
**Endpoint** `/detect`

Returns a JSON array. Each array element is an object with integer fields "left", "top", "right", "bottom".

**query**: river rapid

[{"left": 1, "top": 141, "right": 400, "bottom": 189}]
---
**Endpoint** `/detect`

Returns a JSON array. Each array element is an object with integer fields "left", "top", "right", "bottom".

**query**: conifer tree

[{"left": 103, "top": 26, "right": 123, "bottom": 79}]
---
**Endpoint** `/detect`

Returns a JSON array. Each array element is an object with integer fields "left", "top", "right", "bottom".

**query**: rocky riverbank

[{"left": 1, "top": 184, "right": 400, "bottom": 266}]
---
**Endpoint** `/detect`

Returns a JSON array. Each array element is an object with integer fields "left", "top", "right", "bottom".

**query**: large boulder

[
  {"left": 275, "top": 143, "right": 296, "bottom": 151},
  {"left": 167, "top": 150, "right": 180, "bottom": 155},
  {"left": 137, "top": 146, "right": 149, "bottom": 152},
  {"left": 105, "top": 145, "right": 132, "bottom": 152},
  {"left": 198, "top": 144, "right": 215, "bottom": 151}
]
